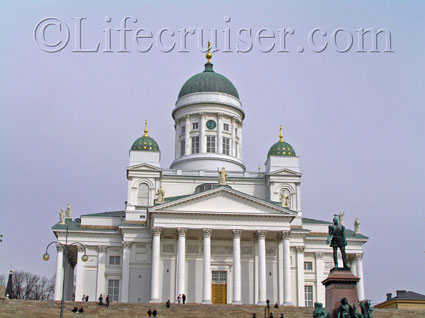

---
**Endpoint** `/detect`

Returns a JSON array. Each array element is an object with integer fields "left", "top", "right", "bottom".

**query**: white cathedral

[{"left": 51, "top": 51, "right": 367, "bottom": 307}]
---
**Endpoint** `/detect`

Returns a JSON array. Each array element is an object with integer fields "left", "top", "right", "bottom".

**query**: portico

[{"left": 147, "top": 186, "right": 296, "bottom": 304}]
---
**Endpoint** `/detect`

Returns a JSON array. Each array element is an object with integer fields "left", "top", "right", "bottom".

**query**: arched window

[{"left": 137, "top": 184, "right": 149, "bottom": 206}]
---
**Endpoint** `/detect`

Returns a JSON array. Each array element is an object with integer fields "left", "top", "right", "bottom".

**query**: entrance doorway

[{"left": 211, "top": 271, "right": 227, "bottom": 304}]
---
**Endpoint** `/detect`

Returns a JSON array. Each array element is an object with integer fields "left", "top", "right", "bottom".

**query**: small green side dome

[
  {"left": 268, "top": 141, "right": 296, "bottom": 157},
  {"left": 131, "top": 120, "right": 160, "bottom": 152},
  {"left": 131, "top": 136, "right": 159, "bottom": 152},
  {"left": 178, "top": 63, "right": 239, "bottom": 99},
  {"left": 268, "top": 126, "right": 296, "bottom": 157}
]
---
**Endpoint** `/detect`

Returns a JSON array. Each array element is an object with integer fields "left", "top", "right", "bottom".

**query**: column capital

[
  {"left": 281, "top": 230, "right": 291, "bottom": 240},
  {"left": 152, "top": 227, "right": 163, "bottom": 236},
  {"left": 296, "top": 246, "right": 305, "bottom": 253},
  {"left": 122, "top": 241, "right": 132, "bottom": 249},
  {"left": 256, "top": 230, "right": 267, "bottom": 238},
  {"left": 199, "top": 112, "right": 206, "bottom": 118},
  {"left": 177, "top": 228, "right": 187, "bottom": 237},
  {"left": 355, "top": 253, "right": 364, "bottom": 261},
  {"left": 202, "top": 228, "right": 212, "bottom": 238},
  {"left": 315, "top": 252, "right": 324, "bottom": 259},
  {"left": 98, "top": 245, "right": 108, "bottom": 253},
  {"left": 56, "top": 243, "right": 64, "bottom": 252},
  {"left": 232, "top": 229, "right": 242, "bottom": 238}
]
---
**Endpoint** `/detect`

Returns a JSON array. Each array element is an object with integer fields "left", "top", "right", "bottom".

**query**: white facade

[{"left": 52, "top": 60, "right": 367, "bottom": 307}]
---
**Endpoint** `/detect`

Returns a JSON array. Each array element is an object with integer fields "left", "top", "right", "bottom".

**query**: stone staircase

[{"left": 0, "top": 300, "right": 424, "bottom": 318}]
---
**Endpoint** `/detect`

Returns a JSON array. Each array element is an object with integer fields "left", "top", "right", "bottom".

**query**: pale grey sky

[{"left": 0, "top": 0, "right": 424, "bottom": 304}]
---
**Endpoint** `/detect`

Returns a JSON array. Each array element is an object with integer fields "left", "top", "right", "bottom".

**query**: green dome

[
  {"left": 131, "top": 136, "right": 159, "bottom": 152},
  {"left": 178, "top": 63, "right": 239, "bottom": 99},
  {"left": 131, "top": 121, "right": 160, "bottom": 151},
  {"left": 268, "top": 140, "right": 296, "bottom": 157}
]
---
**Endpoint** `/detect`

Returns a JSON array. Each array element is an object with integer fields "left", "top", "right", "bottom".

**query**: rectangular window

[
  {"left": 223, "top": 123, "right": 229, "bottom": 131},
  {"left": 181, "top": 126, "right": 185, "bottom": 133},
  {"left": 108, "top": 280, "right": 120, "bottom": 302},
  {"left": 180, "top": 140, "right": 185, "bottom": 156},
  {"left": 109, "top": 255, "right": 121, "bottom": 265},
  {"left": 222, "top": 137, "right": 230, "bottom": 155},
  {"left": 192, "top": 136, "right": 199, "bottom": 154},
  {"left": 192, "top": 122, "right": 199, "bottom": 130},
  {"left": 305, "top": 285, "right": 313, "bottom": 307},
  {"left": 206, "top": 136, "right": 216, "bottom": 153},
  {"left": 212, "top": 271, "right": 227, "bottom": 282},
  {"left": 304, "top": 261, "right": 313, "bottom": 271}
]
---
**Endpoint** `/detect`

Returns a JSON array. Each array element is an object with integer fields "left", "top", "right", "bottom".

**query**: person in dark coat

[
  {"left": 78, "top": 307, "right": 84, "bottom": 313},
  {"left": 147, "top": 308, "right": 152, "bottom": 317},
  {"left": 85, "top": 295, "right": 89, "bottom": 302},
  {"left": 105, "top": 295, "right": 110, "bottom": 308},
  {"left": 182, "top": 294, "right": 186, "bottom": 304},
  {"left": 152, "top": 309, "right": 157, "bottom": 317},
  {"left": 166, "top": 300, "right": 170, "bottom": 308}
]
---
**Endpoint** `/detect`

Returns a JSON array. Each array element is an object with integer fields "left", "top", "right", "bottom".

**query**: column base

[
  {"left": 201, "top": 300, "right": 212, "bottom": 304},
  {"left": 149, "top": 299, "right": 161, "bottom": 303},
  {"left": 282, "top": 302, "right": 293, "bottom": 306},
  {"left": 257, "top": 301, "right": 267, "bottom": 305},
  {"left": 232, "top": 301, "right": 243, "bottom": 305}
]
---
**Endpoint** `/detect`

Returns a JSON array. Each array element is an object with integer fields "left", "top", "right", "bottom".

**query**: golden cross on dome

[
  {"left": 279, "top": 125, "right": 284, "bottom": 142},
  {"left": 144, "top": 120, "right": 149, "bottom": 137},
  {"left": 206, "top": 41, "right": 212, "bottom": 63}
]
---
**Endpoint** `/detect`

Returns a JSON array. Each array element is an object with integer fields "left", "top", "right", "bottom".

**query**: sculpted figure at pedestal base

[
  {"left": 337, "top": 297, "right": 353, "bottom": 318},
  {"left": 313, "top": 302, "right": 329, "bottom": 318}
]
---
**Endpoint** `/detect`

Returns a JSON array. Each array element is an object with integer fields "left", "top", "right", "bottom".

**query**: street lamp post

[{"left": 43, "top": 225, "right": 88, "bottom": 318}]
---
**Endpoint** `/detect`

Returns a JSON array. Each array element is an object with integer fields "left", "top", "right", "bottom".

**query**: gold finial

[
  {"left": 144, "top": 120, "right": 149, "bottom": 137},
  {"left": 279, "top": 125, "right": 283, "bottom": 142},
  {"left": 206, "top": 41, "right": 212, "bottom": 63},
  {"left": 9, "top": 265, "right": 13, "bottom": 273},
  {"left": 258, "top": 165, "right": 261, "bottom": 176}
]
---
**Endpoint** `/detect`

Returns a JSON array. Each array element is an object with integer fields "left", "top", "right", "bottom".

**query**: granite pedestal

[{"left": 322, "top": 268, "right": 360, "bottom": 318}]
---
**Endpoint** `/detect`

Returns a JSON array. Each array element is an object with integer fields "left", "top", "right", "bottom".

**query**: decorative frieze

[{"left": 162, "top": 243, "right": 175, "bottom": 253}]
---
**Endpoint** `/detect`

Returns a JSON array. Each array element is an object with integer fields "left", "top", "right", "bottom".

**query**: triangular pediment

[
  {"left": 127, "top": 163, "right": 162, "bottom": 172},
  {"left": 150, "top": 186, "right": 296, "bottom": 216},
  {"left": 267, "top": 168, "right": 302, "bottom": 177}
]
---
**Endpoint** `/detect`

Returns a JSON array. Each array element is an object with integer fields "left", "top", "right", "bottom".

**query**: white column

[
  {"left": 150, "top": 227, "right": 162, "bottom": 302},
  {"left": 278, "top": 233, "right": 284, "bottom": 305},
  {"left": 315, "top": 252, "right": 325, "bottom": 305},
  {"left": 185, "top": 116, "right": 191, "bottom": 155},
  {"left": 239, "top": 121, "right": 243, "bottom": 160},
  {"left": 96, "top": 246, "right": 107, "bottom": 298},
  {"left": 75, "top": 246, "right": 85, "bottom": 301},
  {"left": 200, "top": 113, "right": 206, "bottom": 153},
  {"left": 217, "top": 113, "right": 223, "bottom": 154},
  {"left": 282, "top": 231, "right": 292, "bottom": 305},
  {"left": 202, "top": 229, "right": 212, "bottom": 304},
  {"left": 350, "top": 255, "right": 358, "bottom": 277},
  {"left": 296, "top": 246, "right": 305, "bottom": 307},
  {"left": 356, "top": 253, "right": 365, "bottom": 301},
  {"left": 254, "top": 236, "right": 258, "bottom": 304},
  {"left": 175, "top": 122, "right": 180, "bottom": 159},
  {"left": 121, "top": 242, "right": 131, "bottom": 302},
  {"left": 257, "top": 230, "right": 267, "bottom": 305},
  {"left": 176, "top": 228, "right": 187, "bottom": 300},
  {"left": 54, "top": 244, "right": 64, "bottom": 301},
  {"left": 232, "top": 229, "right": 242, "bottom": 304},
  {"left": 231, "top": 118, "right": 236, "bottom": 157},
  {"left": 296, "top": 183, "right": 302, "bottom": 213}
]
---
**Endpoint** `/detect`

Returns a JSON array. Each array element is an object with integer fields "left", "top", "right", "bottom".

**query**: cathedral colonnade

[{"left": 147, "top": 227, "right": 293, "bottom": 305}]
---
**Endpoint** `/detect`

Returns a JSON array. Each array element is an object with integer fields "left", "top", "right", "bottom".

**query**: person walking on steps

[{"left": 182, "top": 293, "right": 186, "bottom": 304}]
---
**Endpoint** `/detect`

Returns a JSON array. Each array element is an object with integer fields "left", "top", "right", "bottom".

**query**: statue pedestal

[{"left": 322, "top": 268, "right": 359, "bottom": 318}]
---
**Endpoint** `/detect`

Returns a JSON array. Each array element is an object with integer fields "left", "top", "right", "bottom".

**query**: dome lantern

[{"left": 268, "top": 125, "right": 296, "bottom": 157}]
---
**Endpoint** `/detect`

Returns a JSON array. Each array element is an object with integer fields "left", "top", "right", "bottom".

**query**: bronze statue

[
  {"left": 313, "top": 302, "right": 328, "bottom": 318},
  {"left": 326, "top": 215, "right": 349, "bottom": 269},
  {"left": 360, "top": 300, "right": 373, "bottom": 318},
  {"left": 337, "top": 297, "right": 353, "bottom": 318}
]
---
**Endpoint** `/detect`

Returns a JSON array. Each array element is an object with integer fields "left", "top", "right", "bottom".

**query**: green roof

[
  {"left": 81, "top": 210, "right": 125, "bottom": 217},
  {"left": 131, "top": 135, "right": 159, "bottom": 152},
  {"left": 178, "top": 63, "right": 239, "bottom": 99},
  {"left": 268, "top": 140, "right": 296, "bottom": 157},
  {"left": 51, "top": 218, "right": 118, "bottom": 232}
]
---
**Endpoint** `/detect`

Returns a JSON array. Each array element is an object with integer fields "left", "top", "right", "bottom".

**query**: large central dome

[{"left": 178, "top": 63, "right": 239, "bottom": 99}]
